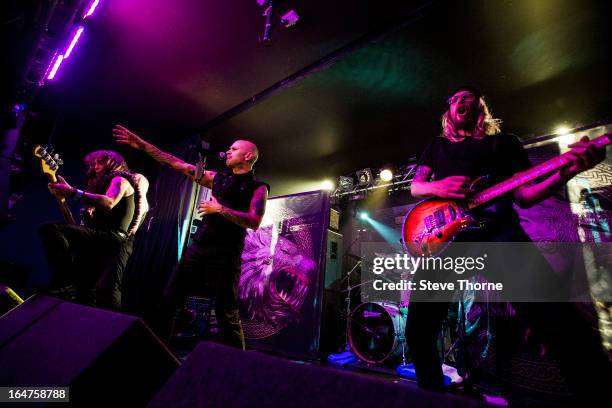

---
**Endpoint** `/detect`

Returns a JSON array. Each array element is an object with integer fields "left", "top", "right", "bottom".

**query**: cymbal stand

[{"left": 340, "top": 260, "right": 362, "bottom": 351}]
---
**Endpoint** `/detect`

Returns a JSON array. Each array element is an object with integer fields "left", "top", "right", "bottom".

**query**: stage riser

[{"left": 149, "top": 341, "right": 487, "bottom": 408}]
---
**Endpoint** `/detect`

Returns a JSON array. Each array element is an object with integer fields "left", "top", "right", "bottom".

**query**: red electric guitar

[
  {"left": 33, "top": 145, "right": 76, "bottom": 224},
  {"left": 402, "top": 133, "right": 611, "bottom": 257}
]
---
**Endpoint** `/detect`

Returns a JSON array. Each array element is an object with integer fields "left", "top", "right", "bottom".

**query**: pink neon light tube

[
  {"left": 47, "top": 54, "right": 64, "bottom": 80},
  {"left": 84, "top": 0, "right": 99, "bottom": 18},
  {"left": 64, "top": 26, "right": 84, "bottom": 59}
]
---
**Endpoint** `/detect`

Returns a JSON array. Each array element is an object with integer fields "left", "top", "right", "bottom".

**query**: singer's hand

[
  {"left": 198, "top": 196, "right": 223, "bottom": 216},
  {"left": 113, "top": 125, "right": 147, "bottom": 150}
]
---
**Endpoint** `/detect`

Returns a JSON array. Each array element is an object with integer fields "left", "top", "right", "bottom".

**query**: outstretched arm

[
  {"left": 513, "top": 136, "right": 606, "bottom": 208},
  {"left": 113, "top": 124, "right": 215, "bottom": 188},
  {"left": 197, "top": 185, "right": 268, "bottom": 230}
]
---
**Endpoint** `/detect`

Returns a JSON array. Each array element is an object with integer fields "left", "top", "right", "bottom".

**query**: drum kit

[
  {"left": 338, "top": 259, "right": 411, "bottom": 366},
  {"left": 341, "top": 262, "right": 463, "bottom": 370}
]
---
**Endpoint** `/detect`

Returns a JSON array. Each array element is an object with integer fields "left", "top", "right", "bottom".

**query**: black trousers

[
  {"left": 406, "top": 235, "right": 611, "bottom": 401},
  {"left": 38, "top": 222, "right": 133, "bottom": 310},
  {"left": 160, "top": 241, "right": 245, "bottom": 349}
]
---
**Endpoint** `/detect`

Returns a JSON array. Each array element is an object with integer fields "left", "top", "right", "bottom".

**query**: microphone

[
  {"left": 191, "top": 140, "right": 225, "bottom": 159},
  {"left": 194, "top": 151, "right": 227, "bottom": 180}
]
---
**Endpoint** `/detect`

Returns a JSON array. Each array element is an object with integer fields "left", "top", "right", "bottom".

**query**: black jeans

[
  {"left": 160, "top": 241, "right": 245, "bottom": 349},
  {"left": 406, "top": 236, "right": 611, "bottom": 401},
  {"left": 38, "top": 222, "right": 133, "bottom": 310}
]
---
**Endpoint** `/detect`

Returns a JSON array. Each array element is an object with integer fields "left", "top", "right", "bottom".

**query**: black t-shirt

[
  {"left": 418, "top": 133, "right": 531, "bottom": 181},
  {"left": 417, "top": 133, "right": 532, "bottom": 238},
  {"left": 193, "top": 171, "right": 270, "bottom": 249}
]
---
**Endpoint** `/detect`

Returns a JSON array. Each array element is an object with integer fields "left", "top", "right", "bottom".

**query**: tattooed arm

[
  {"left": 409, "top": 165, "right": 434, "bottom": 197},
  {"left": 113, "top": 124, "right": 216, "bottom": 188},
  {"left": 410, "top": 165, "right": 472, "bottom": 199},
  {"left": 512, "top": 136, "right": 606, "bottom": 208},
  {"left": 48, "top": 175, "right": 130, "bottom": 210},
  {"left": 198, "top": 185, "right": 268, "bottom": 229}
]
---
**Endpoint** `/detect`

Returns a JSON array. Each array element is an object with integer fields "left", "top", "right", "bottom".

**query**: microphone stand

[{"left": 181, "top": 141, "right": 214, "bottom": 258}]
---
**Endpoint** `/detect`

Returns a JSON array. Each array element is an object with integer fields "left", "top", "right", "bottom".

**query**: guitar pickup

[
  {"left": 424, "top": 215, "right": 435, "bottom": 232},
  {"left": 434, "top": 209, "right": 446, "bottom": 227},
  {"left": 448, "top": 205, "right": 457, "bottom": 221}
]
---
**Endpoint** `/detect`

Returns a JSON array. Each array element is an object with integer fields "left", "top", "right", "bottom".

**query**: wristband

[
  {"left": 72, "top": 189, "right": 84, "bottom": 201},
  {"left": 194, "top": 161, "right": 205, "bottom": 183}
]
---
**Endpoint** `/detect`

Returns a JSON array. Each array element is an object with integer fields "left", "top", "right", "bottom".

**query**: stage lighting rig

[
  {"left": 337, "top": 176, "right": 354, "bottom": 192},
  {"left": 256, "top": 0, "right": 299, "bottom": 44},
  {"left": 280, "top": 10, "right": 299, "bottom": 27},
  {"left": 356, "top": 168, "right": 373, "bottom": 187},
  {"left": 379, "top": 168, "right": 393, "bottom": 182}
]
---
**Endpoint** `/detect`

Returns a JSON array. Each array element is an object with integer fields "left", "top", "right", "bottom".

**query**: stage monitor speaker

[
  {"left": 0, "top": 295, "right": 179, "bottom": 405},
  {"left": 149, "top": 341, "right": 487, "bottom": 408}
]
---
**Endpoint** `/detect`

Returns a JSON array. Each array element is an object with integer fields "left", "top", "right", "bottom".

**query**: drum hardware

[
  {"left": 348, "top": 302, "right": 408, "bottom": 364},
  {"left": 326, "top": 260, "right": 363, "bottom": 365},
  {"left": 337, "top": 260, "right": 362, "bottom": 353}
]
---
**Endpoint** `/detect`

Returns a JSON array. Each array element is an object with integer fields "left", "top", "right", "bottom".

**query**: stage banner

[{"left": 239, "top": 190, "right": 330, "bottom": 359}]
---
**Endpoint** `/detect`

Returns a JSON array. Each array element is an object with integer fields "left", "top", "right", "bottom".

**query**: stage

[{"left": 1, "top": 1, "right": 611, "bottom": 406}]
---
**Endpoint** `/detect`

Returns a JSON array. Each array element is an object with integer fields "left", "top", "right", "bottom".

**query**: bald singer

[{"left": 113, "top": 125, "right": 269, "bottom": 349}]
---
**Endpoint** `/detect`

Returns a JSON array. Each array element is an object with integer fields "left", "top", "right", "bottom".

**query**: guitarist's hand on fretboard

[
  {"left": 561, "top": 136, "right": 608, "bottom": 180},
  {"left": 47, "top": 175, "right": 76, "bottom": 199},
  {"left": 431, "top": 175, "right": 474, "bottom": 199}
]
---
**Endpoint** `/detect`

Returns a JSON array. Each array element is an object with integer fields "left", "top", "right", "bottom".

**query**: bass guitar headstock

[{"left": 33, "top": 145, "right": 63, "bottom": 182}]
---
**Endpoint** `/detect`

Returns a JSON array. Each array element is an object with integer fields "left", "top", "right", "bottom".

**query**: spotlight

[
  {"left": 379, "top": 169, "right": 393, "bottom": 182},
  {"left": 337, "top": 176, "right": 354, "bottom": 191},
  {"left": 356, "top": 168, "right": 373, "bottom": 187},
  {"left": 280, "top": 10, "right": 299, "bottom": 27},
  {"left": 554, "top": 125, "right": 571, "bottom": 135},
  {"left": 321, "top": 179, "right": 334, "bottom": 191},
  {"left": 556, "top": 133, "right": 576, "bottom": 146},
  {"left": 359, "top": 211, "right": 369, "bottom": 220},
  {"left": 12, "top": 103, "right": 27, "bottom": 114}
]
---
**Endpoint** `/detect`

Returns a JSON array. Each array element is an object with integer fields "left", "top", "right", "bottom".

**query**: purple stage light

[
  {"left": 64, "top": 26, "right": 84, "bottom": 59},
  {"left": 47, "top": 54, "right": 64, "bottom": 80},
  {"left": 84, "top": 0, "right": 99, "bottom": 18}
]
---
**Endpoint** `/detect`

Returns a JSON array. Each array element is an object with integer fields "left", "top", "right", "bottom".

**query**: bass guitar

[{"left": 33, "top": 145, "right": 76, "bottom": 224}]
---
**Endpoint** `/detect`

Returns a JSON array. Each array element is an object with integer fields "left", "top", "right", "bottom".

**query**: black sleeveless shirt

[
  {"left": 87, "top": 181, "right": 135, "bottom": 234},
  {"left": 193, "top": 171, "right": 269, "bottom": 248}
]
